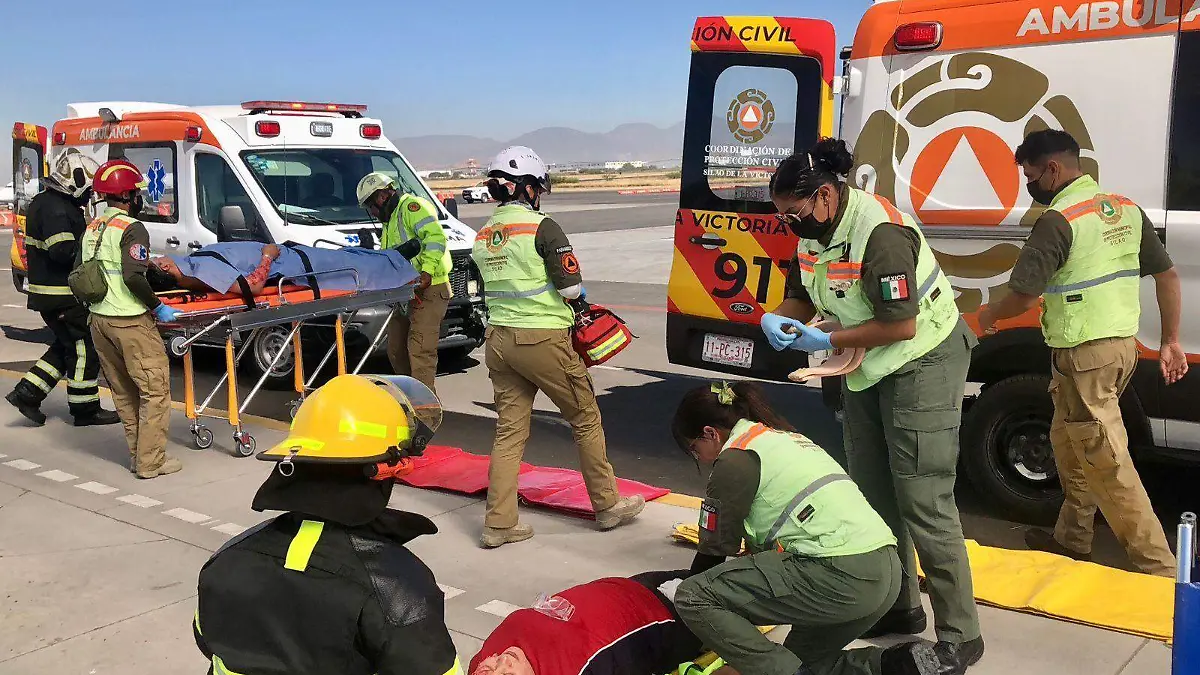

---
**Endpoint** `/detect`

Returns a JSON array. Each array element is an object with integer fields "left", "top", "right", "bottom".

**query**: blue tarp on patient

[{"left": 168, "top": 243, "right": 418, "bottom": 294}]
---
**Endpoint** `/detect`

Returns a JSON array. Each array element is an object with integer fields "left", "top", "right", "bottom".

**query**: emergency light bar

[{"left": 241, "top": 100, "right": 368, "bottom": 118}]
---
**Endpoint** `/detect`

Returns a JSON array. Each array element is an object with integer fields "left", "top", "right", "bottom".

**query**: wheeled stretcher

[{"left": 157, "top": 269, "right": 415, "bottom": 456}]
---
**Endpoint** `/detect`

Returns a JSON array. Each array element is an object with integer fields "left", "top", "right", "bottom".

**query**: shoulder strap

[{"left": 88, "top": 213, "right": 120, "bottom": 260}]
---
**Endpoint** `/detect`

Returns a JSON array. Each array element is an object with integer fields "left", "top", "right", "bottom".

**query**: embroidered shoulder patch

[
  {"left": 879, "top": 273, "right": 910, "bottom": 302},
  {"left": 407, "top": 201, "right": 421, "bottom": 213},
  {"left": 128, "top": 244, "right": 148, "bottom": 261},
  {"left": 700, "top": 501, "right": 719, "bottom": 532},
  {"left": 561, "top": 252, "right": 580, "bottom": 275}
]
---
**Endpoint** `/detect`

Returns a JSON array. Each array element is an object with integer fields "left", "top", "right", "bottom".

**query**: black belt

[
  {"left": 281, "top": 242, "right": 321, "bottom": 299},
  {"left": 190, "top": 251, "right": 256, "bottom": 310}
]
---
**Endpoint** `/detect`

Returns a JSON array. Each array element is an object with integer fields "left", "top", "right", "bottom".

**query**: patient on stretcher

[
  {"left": 470, "top": 571, "right": 737, "bottom": 675},
  {"left": 146, "top": 241, "right": 419, "bottom": 296}
]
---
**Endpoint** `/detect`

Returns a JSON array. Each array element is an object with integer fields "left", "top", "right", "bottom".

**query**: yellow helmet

[{"left": 258, "top": 374, "right": 442, "bottom": 467}]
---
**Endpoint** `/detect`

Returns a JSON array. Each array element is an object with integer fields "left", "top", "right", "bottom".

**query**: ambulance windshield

[{"left": 240, "top": 148, "right": 436, "bottom": 225}]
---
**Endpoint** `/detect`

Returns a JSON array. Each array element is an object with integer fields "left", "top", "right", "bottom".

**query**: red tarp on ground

[{"left": 397, "top": 446, "right": 669, "bottom": 517}]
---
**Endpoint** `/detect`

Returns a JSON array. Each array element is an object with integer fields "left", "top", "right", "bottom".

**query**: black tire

[
  {"left": 961, "top": 374, "right": 1064, "bottom": 525},
  {"left": 240, "top": 327, "right": 295, "bottom": 391}
]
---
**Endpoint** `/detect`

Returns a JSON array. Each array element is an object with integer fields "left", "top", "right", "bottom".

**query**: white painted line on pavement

[
  {"left": 36, "top": 469, "right": 77, "bottom": 482},
  {"left": 2, "top": 304, "right": 22, "bottom": 309},
  {"left": 438, "top": 584, "right": 465, "bottom": 601},
  {"left": 76, "top": 481, "right": 118, "bottom": 495},
  {"left": 163, "top": 508, "right": 211, "bottom": 524},
  {"left": 117, "top": 494, "right": 162, "bottom": 508},
  {"left": 592, "top": 365, "right": 624, "bottom": 372},
  {"left": 476, "top": 600, "right": 523, "bottom": 618},
  {"left": 4, "top": 459, "right": 41, "bottom": 471},
  {"left": 212, "top": 523, "right": 247, "bottom": 536}
]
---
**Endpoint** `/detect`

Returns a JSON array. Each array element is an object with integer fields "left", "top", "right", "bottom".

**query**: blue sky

[{"left": 1, "top": 0, "right": 870, "bottom": 179}]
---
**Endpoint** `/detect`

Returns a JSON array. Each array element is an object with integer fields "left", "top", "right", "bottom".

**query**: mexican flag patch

[
  {"left": 700, "top": 502, "right": 718, "bottom": 532},
  {"left": 880, "top": 274, "right": 910, "bottom": 302}
]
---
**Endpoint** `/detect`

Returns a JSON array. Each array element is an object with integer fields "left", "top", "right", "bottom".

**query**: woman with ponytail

[
  {"left": 758, "top": 138, "right": 984, "bottom": 675},
  {"left": 670, "top": 381, "right": 940, "bottom": 675}
]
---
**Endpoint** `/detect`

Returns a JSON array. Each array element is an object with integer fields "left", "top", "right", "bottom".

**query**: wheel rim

[
  {"left": 255, "top": 328, "right": 293, "bottom": 376},
  {"left": 992, "top": 408, "right": 1058, "bottom": 489}
]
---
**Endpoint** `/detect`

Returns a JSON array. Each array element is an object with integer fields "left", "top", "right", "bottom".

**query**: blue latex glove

[
  {"left": 788, "top": 322, "right": 835, "bottom": 353},
  {"left": 153, "top": 304, "right": 181, "bottom": 323},
  {"left": 760, "top": 313, "right": 803, "bottom": 351},
  {"left": 578, "top": 285, "right": 587, "bottom": 300}
]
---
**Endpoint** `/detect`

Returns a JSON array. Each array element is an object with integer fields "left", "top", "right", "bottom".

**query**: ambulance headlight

[{"left": 468, "top": 280, "right": 479, "bottom": 296}]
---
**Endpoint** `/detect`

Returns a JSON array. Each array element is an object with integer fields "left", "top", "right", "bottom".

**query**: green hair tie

[{"left": 710, "top": 381, "right": 735, "bottom": 405}]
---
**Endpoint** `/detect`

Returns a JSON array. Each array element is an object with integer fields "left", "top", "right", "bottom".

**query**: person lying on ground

[
  {"left": 145, "top": 240, "right": 419, "bottom": 296},
  {"left": 469, "top": 570, "right": 738, "bottom": 675}
]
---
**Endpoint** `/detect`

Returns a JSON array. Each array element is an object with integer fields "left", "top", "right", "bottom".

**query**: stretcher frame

[{"left": 162, "top": 269, "right": 414, "bottom": 457}]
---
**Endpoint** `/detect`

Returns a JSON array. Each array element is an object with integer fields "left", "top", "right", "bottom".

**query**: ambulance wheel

[
  {"left": 961, "top": 374, "right": 1063, "bottom": 525},
  {"left": 194, "top": 427, "right": 214, "bottom": 450},
  {"left": 243, "top": 327, "right": 295, "bottom": 391},
  {"left": 235, "top": 434, "right": 256, "bottom": 458}
]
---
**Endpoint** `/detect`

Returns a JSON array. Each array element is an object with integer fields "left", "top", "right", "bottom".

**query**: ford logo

[{"left": 730, "top": 303, "right": 754, "bottom": 315}]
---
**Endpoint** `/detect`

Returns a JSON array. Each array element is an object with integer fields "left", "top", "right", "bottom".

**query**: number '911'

[{"left": 713, "top": 253, "right": 792, "bottom": 304}]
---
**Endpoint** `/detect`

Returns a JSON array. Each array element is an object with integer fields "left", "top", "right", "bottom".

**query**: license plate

[{"left": 702, "top": 333, "right": 754, "bottom": 369}]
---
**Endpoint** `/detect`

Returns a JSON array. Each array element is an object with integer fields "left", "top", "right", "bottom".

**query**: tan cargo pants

[
  {"left": 1050, "top": 336, "right": 1176, "bottom": 577},
  {"left": 90, "top": 313, "right": 172, "bottom": 474},
  {"left": 388, "top": 282, "right": 451, "bottom": 396},
  {"left": 483, "top": 325, "right": 620, "bottom": 529}
]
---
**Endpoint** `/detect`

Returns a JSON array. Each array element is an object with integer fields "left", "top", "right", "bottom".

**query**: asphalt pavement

[{"left": 1, "top": 194, "right": 1198, "bottom": 578}]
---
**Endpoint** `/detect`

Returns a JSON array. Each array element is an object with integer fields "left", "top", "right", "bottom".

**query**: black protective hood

[{"left": 252, "top": 463, "right": 397, "bottom": 528}]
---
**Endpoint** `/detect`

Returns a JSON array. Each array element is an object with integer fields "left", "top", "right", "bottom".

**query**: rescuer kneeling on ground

[
  {"left": 670, "top": 381, "right": 941, "bottom": 675},
  {"left": 193, "top": 374, "right": 463, "bottom": 675}
]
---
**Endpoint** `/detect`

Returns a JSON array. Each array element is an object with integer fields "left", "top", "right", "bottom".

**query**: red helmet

[{"left": 93, "top": 159, "right": 147, "bottom": 196}]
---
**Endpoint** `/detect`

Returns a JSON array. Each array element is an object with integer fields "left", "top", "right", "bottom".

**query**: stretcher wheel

[
  {"left": 194, "top": 427, "right": 214, "bottom": 450},
  {"left": 235, "top": 434, "right": 256, "bottom": 458},
  {"left": 169, "top": 335, "right": 190, "bottom": 358}
]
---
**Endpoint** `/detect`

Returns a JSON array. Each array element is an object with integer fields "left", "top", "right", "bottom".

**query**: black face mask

[
  {"left": 130, "top": 194, "right": 144, "bottom": 217},
  {"left": 783, "top": 192, "right": 834, "bottom": 240},
  {"left": 379, "top": 193, "right": 400, "bottom": 222},
  {"left": 1027, "top": 168, "right": 1060, "bottom": 206}
]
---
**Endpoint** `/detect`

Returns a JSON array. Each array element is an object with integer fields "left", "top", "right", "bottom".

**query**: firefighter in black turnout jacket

[
  {"left": 6, "top": 152, "right": 120, "bottom": 427},
  {"left": 193, "top": 374, "right": 463, "bottom": 675}
]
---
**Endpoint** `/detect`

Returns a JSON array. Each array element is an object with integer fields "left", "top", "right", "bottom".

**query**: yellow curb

[{"left": 0, "top": 367, "right": 701, "bottom": 508}]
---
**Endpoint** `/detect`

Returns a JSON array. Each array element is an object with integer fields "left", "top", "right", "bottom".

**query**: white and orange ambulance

[
  {"left": 667, "top": 3, "right": 1200, "bottom": 522},
  {"left": 10, "top": 101, "right": 487, "bottom": 388}
]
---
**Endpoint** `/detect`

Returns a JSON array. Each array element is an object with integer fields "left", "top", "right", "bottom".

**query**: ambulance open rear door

[
  {"left": 9, "top": 123, "right": 48, "bottom": 293},
  {"left": 666, "top": 16, "right": 837, "bottom": 380}
]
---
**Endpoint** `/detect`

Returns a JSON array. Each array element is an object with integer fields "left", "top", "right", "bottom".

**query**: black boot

[
  {"left": 863, "top": 606, "right": 928, "bottom": 638},
  {"left": 933, "top": 636, "right": 985, "bottom": 675},
  {"left": 881, "top": 641, "right": 940, "bottom": 675},
  {"left": 1025, "top": 528, "right": 1091, "bottom": 562},
  {"left": 6, "top": 390, "right": 46, "bottom": 426},
  {"left": 74, "top": 408, "right": 122, "bottom": 427}
]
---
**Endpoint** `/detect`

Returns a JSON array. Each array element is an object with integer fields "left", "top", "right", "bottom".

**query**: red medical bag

[{"left": 571, "top": 302, "right": 636, "bottom": 367}]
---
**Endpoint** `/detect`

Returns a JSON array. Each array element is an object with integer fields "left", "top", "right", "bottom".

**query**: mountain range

[{"left": 392, "top": 121, "right": 686, "bottom": 170}]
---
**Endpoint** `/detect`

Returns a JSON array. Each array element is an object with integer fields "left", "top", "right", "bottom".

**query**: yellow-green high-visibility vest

[
  {"left": 471, "top": 204, "right": 575, "bottom": 330},
  {"left": 721, "top": 419, "right": 897, "bottom": 557},
  {"left": 795, "top": 188, "right": 959, "bottom": 391},
  {"left": 1040, "top": 175, "right": 1143, "bottom": 349},
  {"left": 80, "top": 207, "right": 148, "bottom": 317}
]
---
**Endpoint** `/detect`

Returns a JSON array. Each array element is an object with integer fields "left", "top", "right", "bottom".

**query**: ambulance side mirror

[
  {"left": 441, "top": 196, "right": 458, "bottom": 219},
  {"left": 218, "top": 205, "right": 254, "bottom": 241}
]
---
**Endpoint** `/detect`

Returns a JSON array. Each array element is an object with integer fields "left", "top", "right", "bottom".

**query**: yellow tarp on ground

[{"left": 670, "top": 524, "right": 1174, "bottom": 642}]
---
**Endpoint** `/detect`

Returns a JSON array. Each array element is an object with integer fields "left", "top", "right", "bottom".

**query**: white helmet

[
  {"left": 356, "top": 171, "right": 396, "bottom": 206},
  {"left": 45, "top": 151, "right": 99, "bottom": 199},
  {"left": 487, "top": 146, "right": 551, "bottom": 193}
]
